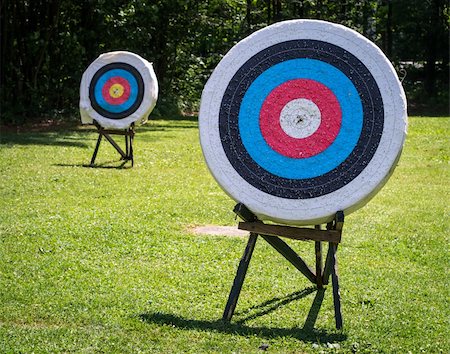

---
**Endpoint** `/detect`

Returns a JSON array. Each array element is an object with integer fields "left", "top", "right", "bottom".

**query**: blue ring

[
  {"left": 239, "top": 59, "right": 363, "bottom": 179},
  {"left": 93, "top": 69, "right": 138, "bottom": 113}
]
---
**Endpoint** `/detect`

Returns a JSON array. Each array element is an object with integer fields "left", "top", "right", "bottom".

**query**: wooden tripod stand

[
  {"left": 223, "top": 203, "right": 344, "bottom": 329},
  {"left": 90, "top": 122, "right": 135, "bottom": 167}
]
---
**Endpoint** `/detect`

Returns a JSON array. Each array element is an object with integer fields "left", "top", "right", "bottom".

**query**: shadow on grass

[
  {"left": 234, "top": 287, "right": 316, "bottom": 324},
  {"left": 0, "top": 117, "right": 198, "bottom": 147},
  {"left": 139, "top": 288, "right": 346, "bottom": 343},
  {"left": 0, "top": 132, "right": 90, "bottom": 148},
  {"left": 140, "top": 122, "right": 198, "bottom": 132},
  {"left": 54, "top": 159, "right": 133, "bottom": 169}
]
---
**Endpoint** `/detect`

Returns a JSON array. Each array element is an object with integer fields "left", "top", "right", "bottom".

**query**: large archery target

[
  {"left": 199, "top": 20, "right": 407, "bottom": 225},
  {"left": 80, "top": 51, "right": 158, "bottom": 129}
]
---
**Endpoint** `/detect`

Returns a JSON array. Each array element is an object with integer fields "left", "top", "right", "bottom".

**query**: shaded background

[{"left": 1, "top": 0, "right": 448, "bottom": 125}]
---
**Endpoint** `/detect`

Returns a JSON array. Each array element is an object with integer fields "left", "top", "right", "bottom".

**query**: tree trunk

[
  {"left": 246, "top": 0, "right": 251, "bottom": 33},
  {"left": 33, "top": 0, "right": 61, "bottom": 90},
  {"left": 274, "top": 0, "right": 281, "bottom": 21},
  {"left": 424, "top": 0, "right": 440, "bottom": 96},
  {"left": 386, "top": 0, "right": 392, "bottom": 57}
]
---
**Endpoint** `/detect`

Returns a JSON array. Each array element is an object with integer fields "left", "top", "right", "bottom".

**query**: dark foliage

[{"left": 1, "top": 0, "right": 448, "bottom": 124}]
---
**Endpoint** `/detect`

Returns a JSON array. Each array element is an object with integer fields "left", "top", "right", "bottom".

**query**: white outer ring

[
  {"left": 199, "top": 20, "right": 407, "bottom": 225},
  {"left": 79, "top": 51, "right": 158, "bottom": 129}
]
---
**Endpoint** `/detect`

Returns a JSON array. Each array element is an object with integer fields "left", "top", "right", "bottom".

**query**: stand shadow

[
  {"left": 139, "top": 287, "right": 346, "bottom": 343},
  {"left": 53, "top": 160, "right": 132, "bottom": 169},
  {"left": 84, "top": 161, "right": 132, "bottom": 169},
  {"left": 234, "top": 287, "right": 316, "bottom": 324}
]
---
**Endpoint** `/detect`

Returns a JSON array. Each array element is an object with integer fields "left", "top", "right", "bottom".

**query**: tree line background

[{"left": 1, "top": 0, "right": 449, "bottom": 125}]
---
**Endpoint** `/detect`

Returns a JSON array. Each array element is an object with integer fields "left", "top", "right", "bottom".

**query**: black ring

[
  {"left": 219, "top": 39, "right": 384, "bottom": 199},
  {"left": 89, "top": 62, "right": 145, "bottom": 120}
]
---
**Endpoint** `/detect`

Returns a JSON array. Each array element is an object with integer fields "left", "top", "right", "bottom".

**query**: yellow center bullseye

[{"left": 109, "top": 83, "right": 124, "bottom": 98}]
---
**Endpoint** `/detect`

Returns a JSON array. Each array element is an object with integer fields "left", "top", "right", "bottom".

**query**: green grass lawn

[{"left": 0, "top": 117, "right": 448, "bottom": 353}]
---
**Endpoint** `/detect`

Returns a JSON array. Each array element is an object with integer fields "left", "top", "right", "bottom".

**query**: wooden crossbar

[{"left": 238, "top": 221, "right": 342, "bottom": 243}]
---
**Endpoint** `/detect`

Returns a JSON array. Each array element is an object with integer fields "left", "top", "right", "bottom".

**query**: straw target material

[
  {"left": 80, "top": 51, "right": 158, "bottom": 129},
  {"left": 199, "top": 20, "right": 407, "bottom": 225}
]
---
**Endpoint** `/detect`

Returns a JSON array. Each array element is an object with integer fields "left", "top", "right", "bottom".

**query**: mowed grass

[{"left": 0, "top": 117, "right": 448, "bottom": 353}]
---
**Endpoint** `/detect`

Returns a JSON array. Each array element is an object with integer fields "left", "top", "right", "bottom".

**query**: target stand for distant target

[
  {"left": 90, "top": 121, "right": 135, "bottom": 166},
  {"left": 80, "top": 51, "right": 158, "bottom": 167},
  {"left": 199, "top": 20, "right": 407, "bottom": 329}
]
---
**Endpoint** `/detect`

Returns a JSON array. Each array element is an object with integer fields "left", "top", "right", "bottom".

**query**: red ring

[
  {"left": 259, "top": 79, "right": 342, "bottom": 158},
  {"left": 101, "top": 76, "right": 131, "bottom": 105}
]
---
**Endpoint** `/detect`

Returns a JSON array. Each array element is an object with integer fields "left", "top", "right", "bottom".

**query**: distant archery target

[
  {"left": 199, "top": 20, "right": 407, "bottom": 225},
  {"left": 80, "top": 51, "right": 158, "bottom": 130}
]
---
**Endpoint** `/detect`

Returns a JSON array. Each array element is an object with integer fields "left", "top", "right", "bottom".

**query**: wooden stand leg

[
  {"left": 315, "top": 225, "right": 323, "bottom": 289},
  {"left": 103, "top": 133, "right": 127, "bottom": 159},
  {"left": 260, "top": 235, "right": 316, "bottom": 284},
  {"left": 315, "top": 241, "right": 323, "bottom": 289},
  {"left": 322, "top": 242, "right": 335, "bottom": 285},
  {"left": 223, "top": 233, "right": 258, "bottom": 321},
  {"left": 323, "top": 242, "right": 343, "bottom": 329},
  {"left": 330, "top": 242, "right": 343, "bottom": 329},
  {"left": 129, "top": 133, "right": 134, "bottom": 166},
  {"left": 90, "top": 134, "right": 103, "bottom": 166}
]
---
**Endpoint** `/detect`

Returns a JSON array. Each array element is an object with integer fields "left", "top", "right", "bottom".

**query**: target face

[
  {"left": 199, "top": 20, "right": 407, "bottom": 225},
  {"left": 80, "top": 51, "right": 158, "bottom": 130},
  {"left": 89, "top": 62, "right": 144, "bottom": 119}
]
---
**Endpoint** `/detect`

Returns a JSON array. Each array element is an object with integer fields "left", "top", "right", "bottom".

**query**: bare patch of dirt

[{"left": 189, "top": 225, "right": 248, "bottom": 237}]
